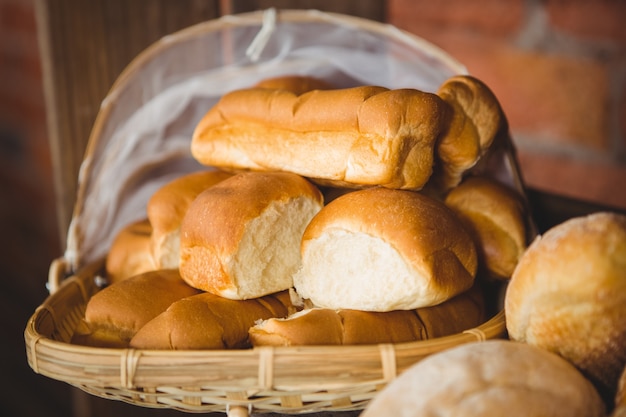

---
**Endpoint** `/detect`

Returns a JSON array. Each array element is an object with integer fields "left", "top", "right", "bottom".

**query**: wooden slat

[{"left": 35, "top": 0, "right": 221, "bottom": 249}]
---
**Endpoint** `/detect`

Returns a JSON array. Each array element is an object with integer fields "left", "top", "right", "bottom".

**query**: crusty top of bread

[
  {"left": 191, "top": 86, "right": 448, "bottom": 190},
  {"left": 105, "top": 218, "right": 155, "bottom": 284},
  {"left": 444, "top": 175, "right": 528, "bottom": 279},
  {"left": 253, "top": 75, "right": 335, "bottom": 94},
  {"left": 147, "top": 169, "right": 231, "bottom": 269},
  {"left": 74, "top": 269, "right": 201, "bottom": 347},
  {"left": 427, "top": 75, "right": 508, "bottom": 193},
  {"left": 505, "top": 212, "right": 626, "bottom": 400},
  {"left": 361, "top": 340, "right": 606, "bottom": 417}
]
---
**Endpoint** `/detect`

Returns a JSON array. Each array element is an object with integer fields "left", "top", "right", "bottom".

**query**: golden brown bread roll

[
  {"left": 505, "top": 212, "right": 626, "bottom": 404},
  {"left": 427, "top": 75, "right": 508, "bottom": 193},
  {"left": 147, "top": 169, "right": 231, "bottom": 269},
  {"left": 253, "top": 74, "right": 335, "bottom": 94},
  {"left": 191, "top": 85, "right": 448, "bottom": 190},
  {"left": 179, "top": 171, "right": 323, "bottom": 299},
  {"left": 72, "top": 270, "right": 201, "bottom": 348},
  {"left": 293, "top": 187, "right": 478, "bottom": 312},
  {"left": 249, "top": 283, "right": 485, "bottom": 346},
  {"left": 361, "top": 340, "right": 606, "bottom": 417},
  {"left": 444, "top": 175, "right": 528, "bottom": 280},
  {"left": 105, "top": 218, "right": 155, "bottom": 284},
  {"left": 129, "top": 290, "right": 299, "bottom": 349}
]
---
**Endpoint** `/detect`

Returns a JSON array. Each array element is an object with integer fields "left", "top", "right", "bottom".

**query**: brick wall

[{"left": 388, "top": 0, "right": 626, "bottom": 209}]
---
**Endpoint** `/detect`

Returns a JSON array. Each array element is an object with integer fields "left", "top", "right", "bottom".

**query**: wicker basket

[{"left": 25, "top": 9, "right": 514, "bottom": 416}]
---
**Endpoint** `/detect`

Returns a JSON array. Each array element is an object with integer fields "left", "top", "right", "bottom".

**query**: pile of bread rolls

[
  {"left": 73, "top": 73, "right": 526, "bottom": 350},
  {"left": 72, "top": 73, "right": 626, "bottom": 414}
]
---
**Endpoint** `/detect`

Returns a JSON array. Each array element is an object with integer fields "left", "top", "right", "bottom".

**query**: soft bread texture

[
  {"left": 105, "top": 218, "right": 155, "bottom": 284},
  {"left": 72, "top": 270, "right": 201, "bottom": 348},
  {"left": 444, "top": 175, "right": 528, "bottom": 280},
  {"left": 293, "top": 187, "right": 477, "bottom": 311},
  {"left": 249, "top": 283, "right": 485, "bottom": 346},
  {"left": 253, "top": 74, "right": 335, "bottom": 94},
  {"left": 505, "top": 212, "right": 626, "bottom": 404},
  {"left": 427, "top": 75, "right": 508, "bottom": 193},
  {"left": 129, "top": 290, "right": 298, "bottom": 349},
  {"left": 179, "top": 171, "right": 324, "bottom": 299},
  {"left": 191, "top": 86, "right": 447, "bottom": 190},
  {"left": 361, "top": 340, "right": 605, "bottom": 417},
  {"left": 147, "top": 170, "right": 231, "bottom": 269}
]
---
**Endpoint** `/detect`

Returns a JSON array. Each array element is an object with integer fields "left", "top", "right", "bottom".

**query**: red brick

[
  {"left": 388, "top": 0, "right": 525, "bottom": 37},
  {"left": 546, "top": 0, "right": 626, "bottom": 43},
  {"left": 517, "top": 149, "right": 626, "bottom": 210},
  {"left": 387, "top": 26, "right": 611, "bottom": 152},
  {"left": 0, "top": 0, "right": 37, "bottom": 34}
]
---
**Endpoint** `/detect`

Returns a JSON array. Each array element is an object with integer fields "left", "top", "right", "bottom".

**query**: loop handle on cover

[
  {"left": 246, "top": 7, "right": 277, "bottom": 62},
  {"left": 47, "top": 257, "right": 70, "bottom": 294}
]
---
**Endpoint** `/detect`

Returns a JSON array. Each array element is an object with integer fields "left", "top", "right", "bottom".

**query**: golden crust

[
  {"left": 505, "top": 212, "right": 626, "bottom": 400},
  {"left": 444, "top": 175, "right": 528, "bottom": 279},
  {"left": 191, "top": 86, "right": 447, "bottom": 190},
  {"left": 147, "top": 170, "right": 232, "bottom": 269},
  {"left": 105, "top": 219, "right": 155, "bottom": 284}
]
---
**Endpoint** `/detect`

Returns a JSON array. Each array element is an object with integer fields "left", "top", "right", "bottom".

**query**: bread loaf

[
  {"left": 505, "top": 212, "right": 626, "bottom": 404},
  {"left": 444, "top": 175, "right": 528, "bottom": 280},
  {"left": 179, "top": 171, "right": 323, "bottom": 299},
  {"left": 427, "top": 75, "right": 508, "bottom": 193},
  {"left": 71, "top": 270, "right": 201, "bottom": 347},
  {"left": 361, "top": 340, "right": 606, "bottom": 417},
  {"left": 293, "top": 187, "right": 477, "bottom": 311},
  {"left": 129, "top": 290, "right": 299, "bottom": 349},
  {"left": 105, "top": 218, "right": 155, "bottom": 284},
  {"left": 191, "top": 85, "right": 448, "bottom": 190},
  {"left": 253, "top": 74, "right": 335, "bottom": 94},
  {"left": 147, "top": 169, "right": 231, "bottom": 269},
  {"left": 249, "top": 283, "right": 485, "bottom": 346}
]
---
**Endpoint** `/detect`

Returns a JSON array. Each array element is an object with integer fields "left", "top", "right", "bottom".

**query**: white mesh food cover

[{"left": 65, "top": 9, "right": 469, "bottom": 272}]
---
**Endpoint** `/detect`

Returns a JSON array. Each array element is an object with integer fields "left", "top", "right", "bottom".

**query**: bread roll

[
  {"left": 444, "top": 175, "right": 528, "bottom": 280},
  {"left": 191, "top": 86, "right": 447, "bottom": 190},
  {"left": 147, "top": 169, "right": 231, "bottom": 269},
  {"left": 179, "top": 171, "right": 324, "bottom": 299},
  {"left": 361, "top": 340, "right": 605, "bottom": 417},
  {"left": 129, "top": 290, "right": 298, "bottom": 349},
  {"left": 427, "top": 75, "right": 507, "bottom": 193},
  {"left": 253, "top": 74, "right": 335, "bottom": 94},
  {"left": 71, "top": 270, "right": 201, "bottom": 348},
  {"left": 293, "top": 187, "right": 477, "bottom": 312},
  {"left": 249, "top": 283, "right": 485, "bottom": 346},
  {"left": 105, "top": 218, "right": 155, "bottom": 284},
  {"left": 505, "top": 212, "right": 626, "bottom": 403}
]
